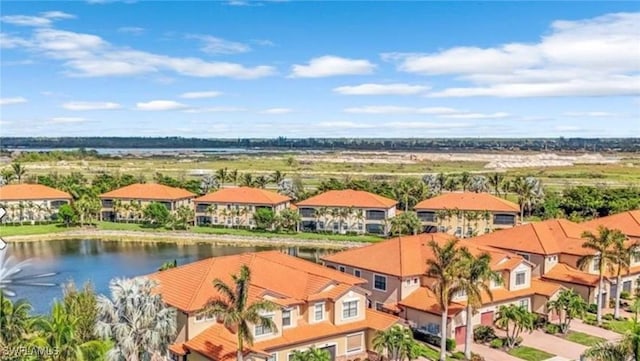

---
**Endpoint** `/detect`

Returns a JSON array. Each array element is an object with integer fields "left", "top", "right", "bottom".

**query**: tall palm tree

[
  {"left": 372, "top": 324, "right": 415, "bottom": 361},
  {"left": 30, "top": 302, "right": 82, "bottom": 361},
  {"left": 426, "top": 239, "right": 466, "bottom": 361},
  {"left": 270, "top": 170, "right": 286, "bottom": 185},
  {"left": 458, "top": 250, "right": 502, "bottom": 360},
  {"left": 10, "top": 162, "right": 26, "bottom": 184},
  {"left": 611, "top": 232, "right": 634, "bottom": 319},
  {"left": 95, "top": 277, "right": 176, "bottom": 361},
  {"left": 436, "top": 173, "right": 447, "bottom": 194},
  {"left": 459, "top": 172, "right": 471, "bottom": 192},
  {"left": 203, "top": 265, "right": 277, "bottom": 361},
  {"left": 216, "top": 168, "right": 228, "bottom": 187},
  {"left": 578, "top": 226, "right": 623, "bottom": 326},
  {"left": 228, "top": 169, "right": 239, "bottom": 186},
  {"left": 254, "top": 175, "right": 269, "bottom": 189},
  {"left": 0, "top": 297, "right": 33, "bottom": 346},
  {"left": 240, "top": 173, "right": 254, "bottom": 187},
  {"left": 206, "top": 204, "right": 218, "bottom": 226},
  {"left": 487, "top": 173, "right": 504, "bottom": 197}
]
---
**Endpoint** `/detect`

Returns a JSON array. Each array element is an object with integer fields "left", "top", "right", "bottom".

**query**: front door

[
  {"left": 480, "top": 311, "right": 494, "bottom": 326},
  {"left": 455, "top": 326, "right": 467, "bottom": 345},
  {"left": 320, "top": 345, "right": 336, "bottom": 361}
]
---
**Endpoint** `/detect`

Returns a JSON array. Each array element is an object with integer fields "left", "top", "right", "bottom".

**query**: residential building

[
  {"left": 147, "top": 251, "right": 399, "bottom": 361},
  {"left": 0, "top": 184, "right": 72, "bottom": 223},
  {"left": 414, "top": 192, "right": 520, "bottom": 237},
  {"left": 583, "top": 210, "right": 640, "bottom": 240},
  {"left": 99, "top": 183, "right": 195, "bottom": 222},
  {"left": 193, "top": 187, "right": 291, "bottom": 228},
  {"left": 295, "top": 190, "right": 397, "bottom": 235},
  {"left": 321, "top": 233, "right": 564, "bottom": 344},
  {"left": 470, "top": 219, "right": 619, "bottom": 305}
]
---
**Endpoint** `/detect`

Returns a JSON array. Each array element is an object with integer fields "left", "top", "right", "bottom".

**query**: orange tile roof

[
  {"left": 169, "top": 343, "right": 188, "bottom": 356},
  {"left": 0, "top": 184, "right": 72, "bottom": 201},
  {"left": 307, "top": 284, "right": 366, "bottom": 302},
  {"left": 398, "top": 287, "right": 466, "bottom": 317},
  {"left": 296, "top": 190, "right": 397, "bottom": 209},
  {"left": 542, "top": 263, "right": 601, "bottom": 286},
  {"left": 181, "top": 322, "right": 268, "bottom": 361},
  {"left": 147, "top": 251, "right": 365, "bottom": 312},
  {"left": 472, "top": 219, "right": 593, "bottom": 256},
  {"left": 322, "top": 233, "right": 525, "bottom": 277},
  {"left": 414, "top": 192, "right": 519, "bottom": 213},
  {"left": 99, "top": 183, "right": 195, "bottom": 201},
  {"left": 583, "top": 211, "right": 640, "bottom": 238},
  {"left": 479, "top": 278, "right": 563, "bottom": 304},
  {"left": 194, "top": 187, "right": 290, "bottom": 205}
]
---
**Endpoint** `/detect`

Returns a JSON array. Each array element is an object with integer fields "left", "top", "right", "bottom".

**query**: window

[
  {"left": 314, "top": 303, "right": 324, "bottom": 321},
  {"left": 592, "top": 258, "right": 600, "bottom": 271},
  {"left": 453, "top": 289, "right": 466, "bottom": 299},
  {"left": 365, "top": 210, "right": 385, "bottom": 220},
  {"left": 195, "top": 313, "right": 205, "bottom": 322},
  {"left": 365, "top": 223, "right": 385, "bottom": 235},
  {"left": 255, "top": 316, "right": 273, "bottom": 336},
  {"left": 426, "top": 323, "right": 440, "bottom": 335},
  {"left": 339, "top": 266, "right": 346, "bottom": 273},
  {"left": 282, "top": 309, "right": 291, "bottom": 327},
  {"left": 493, "top": 214, "right": 516, "bottom": 225},
  {"left": 342, "top": 300, "right": 358, "bottom": 319},
  {"left": 374, "top": 274, "right": 387, "bottom": 291},
  {"left": 438, "top": 226, "right": 446, "bottom": 232},
  {"left": 519, "top": 298, "right": 529, "bottom": 310},
  {"left": 517, "top": 253, "right": 531, "bottom": 261},
  {"left": 406, "top": 279, "right": 411, "bottom": 286},
  {"left": 515, "top": 271, "right": 526, "bottom": 286},
  {"left": 375, "top": 302, "right": 384, "bottom": 311},
  {"left": 357, "top": 223, "right": 363, "bottom": 230},
  {"left": 413, "top": 278, "right": 419, "bottom": 284},
  {"left": 346, "top": 333, "right": 363, "bottom": 353},
  {"left": 455, "top": 227, "right": 462, "bottom": 236},
  {"left": 353, "top": 269, "right": 361, "bottom": 278},
  {"left": 417, "top": 211, "right": 436, "bottom": 222},
  {"left": 267, "top": 353, "right": 277, "bottom": 361},
  {"left": 634, "top": 252, "right": 640, "bottom": 263}
]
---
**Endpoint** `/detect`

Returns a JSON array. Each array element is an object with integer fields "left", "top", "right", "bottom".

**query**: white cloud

[
  {"left": 136, "top": 100, "right": 188, "bottom": 111},
  {"left": 554, "top": 125, "right": 583, "bottom": 132},
  {"left": 6, "top": 26, "right": 275, "bottom": 78},
  {"left": 563, "top": 111, "right": 618, "bottom": 117},
  {"left": 252, "top": 39, "right": 275, "bottom": 47},
  {"left": 179, "top": 91, "right": 222, "bottom": 99},
  {"left": 117, "top": 26, "right": 145, "bottom": 35},
  {"left": 317, "top": 121, "right": 471, "bottom": 130},
  {"left": 260, "top": 108, "right": 293, "bottom": 114},
  {"left": 343, "top": 106, "right": 459, "bottom": 115},
  {"left": 333, "top": 83, "right": 429, "bottom": 95},
  {"left": 49, "top": 117, "right": 86, "bottom": 123},
  {"left": 290, "top": 56, "right": 375, "bottom": 78},
  {"left": 387, "top": 12, "right": 640, "bottom": 97},
  {"left": 0, "top": 33, "right": 32, "bottom": 48},
  {"left": 41, "top": 11, "right": 76, "bottom": 20},
  {"left": 440, "top": 112, "right": 510, "bottom": 119},
  {"left": 1, "top": 11, "right": 75, "bottom": 27},
  {"left": 183, "top": 106, "right": 246, "bottom": 113},
  {"left": 62, "top": 101, "right": 122, "bottom": 110},
  {"left": 0, "top": 97, "right": 28, "bottom": 105},
  {"left": 190, "top": 35, "right": 251, "bottom": 55}
]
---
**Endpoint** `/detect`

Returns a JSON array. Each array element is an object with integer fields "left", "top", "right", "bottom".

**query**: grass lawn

[
  {"left": 0, "top": 223, "right": 76, "bottom": 236},
  {"left": 563, "top": 331, "right": 606, "bottom": 346},
  {"left": 604, "top": 319, "right": 633, "bottom": 334},
  {"left": 507, "top": 346, "right": 555, "bottom": 361}
]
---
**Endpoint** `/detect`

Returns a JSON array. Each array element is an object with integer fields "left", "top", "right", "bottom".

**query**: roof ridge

[
  {"left": 186, "top": 258, "right": 218, "bottom": 311},
  {"left": 530, "top": 222, "right": 551, "bottom": 254}
]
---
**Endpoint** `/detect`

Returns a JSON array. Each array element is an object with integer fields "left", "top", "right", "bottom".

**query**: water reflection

[{"left": 7, "top": 239, "right": 335, "bottom": 314}]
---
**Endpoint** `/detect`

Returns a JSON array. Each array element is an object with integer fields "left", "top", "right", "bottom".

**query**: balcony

[
  {"left": 299, "top": 208, "right": 316, "bottom": 218},
  {"left": 493, "top": 214, "right": 516, "bottom": 226},
  {"left": 416, "top": 211, "right": 436, "bottom": 222},
  {"left": 365, "top": 210, "right": 385, "bottom": 221},
  {"left": 101, "top": 200, "right": 113, "bottom": 208}
]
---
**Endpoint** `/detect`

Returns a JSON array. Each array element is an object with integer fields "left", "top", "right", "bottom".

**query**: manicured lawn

[
  {"left": 0, "top": 223, "right": 75, "bottom": 236},
  {"left": 564, "top": 331, "right": 606, "bottom": 346},
  {"left": 604, "top": 319, "right": 633, "bottom": 334},
  {"left": 507, "top": 346, "right": 555, "bottom": 361}
]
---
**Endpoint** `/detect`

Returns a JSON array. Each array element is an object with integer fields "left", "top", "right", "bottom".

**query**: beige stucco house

[{"left": 0, "top": 184, "right": 72, "bottom": 223}]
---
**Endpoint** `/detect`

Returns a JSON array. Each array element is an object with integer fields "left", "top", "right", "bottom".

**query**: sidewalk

[{"left": 570, "top": 319, "right": 622, "bottom": 341}]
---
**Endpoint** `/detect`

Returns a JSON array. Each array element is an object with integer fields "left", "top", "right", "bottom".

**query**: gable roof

[
  {"left": 99, "top": 183, "right": 195, "bottom": 201},
  {"left": 296, "top": 190, "right": 397, "bottom": 209},
  {"left": 542, "top": 263, "right": 601, "bottom": 286},
  {"left": 194, "top": 187, "right": 290, "bottom": 205},
  {"left": 472, "top": 219, "right": 592, "bottom": 256},
  {"left": 583, "top": 210, "right": 640, "bottom": 238},
  {"left": 321, "top": 233, "right": 527, "bottom": 277},
  {"left": 0, "top": 184, "right": 72, "bottom": 201},
  {"left": 414, "top": 192, "right": 519, "bottom": 213},
  {"left": 147, "top": 251, "right": 366, "bottom": 312}
]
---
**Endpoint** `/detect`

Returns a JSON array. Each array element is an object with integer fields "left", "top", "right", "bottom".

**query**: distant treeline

[{"left": 1, "top": 137, "right": 639, "bottom": 152}]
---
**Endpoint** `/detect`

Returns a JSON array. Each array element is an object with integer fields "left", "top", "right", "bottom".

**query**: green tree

[
  {"left": 389, "top": 212, "right": 422, "bottom": 236},
  {"left": 95, "top": 277, "right": 176, "bottom": 361},
  {"left": 240, "top": 173, "right": 254, "bottom": 187},
  {"left": 253, "top": 208, "right": 275, "bottom": 230},
  {"left": 276, "top": 208, "right": 301, "bottom": 232},
  {"left": 459, "top": 172, "right": 471, "bottom": 192},
  {"left": 143, "top": 202, "right": 171, "bottom": 227},
  {"left": 202, "top": 265, "right": 277, "bottom": 361},
  {"left": 73, "top": 194, "right": 100, "bottom": 226},
  {"left": 578, "top": 226, "right": 624, "bottom": 325},
  {"left": 271, "top": 170, "right": 286, "bottom": 185},
  {"left": 10, "top": 162, "right": 27, "bottom": 184},
  {"left": 0, "top": 297, "right": 33, "bottom": 347},
  {"left": 426, "top": 238, "right": 466, "bottom": 361},
  {"left": 290, "top": 347, "right": 331, "bottom": 361},
  {"left": 58, "top": 204, "right": 77, "bottom": 227},
  {"left": 30, "top": 302, "right": 84, "bottom": 361},
  {"left": 216, "top": 167, "right": 228, "bottom": 186},
  {"left": 158, "top": 259, "right": 177, "bottom": 271},
  {"left": 487, "top": 173, "right": 504, "bottom": 197},
  {"left": 611, "top": 232, "right": 634, "bottom": 319},
  {"left": 372, "top": 324, "right": 416, "bottom": 361},
  {"left": 547, "top": 289, "right": 587, "bottom": 334},
  {"left": 172, "top": 205, "right": 194, "bottom": 230},
  {"left": 495, "top": 304, "right": 535, "bottom": 349},
  {"left": 62, "top": 281, "right": 98, "bottom": 343}
]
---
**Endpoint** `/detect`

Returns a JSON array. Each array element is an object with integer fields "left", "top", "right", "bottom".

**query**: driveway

[
  {"left": 570, "top": 319, "right": 622, "bottom": 341},
  {"left": 520, "top": 329, "right": 588, "bottom": 360},
  {"left": 464, "top": 343, "right": 522, "bottom": 361}
]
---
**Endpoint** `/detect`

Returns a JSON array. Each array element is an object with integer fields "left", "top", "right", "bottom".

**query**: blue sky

[{"left": 1, "top": 1, "right": 638, "bottom": 138}]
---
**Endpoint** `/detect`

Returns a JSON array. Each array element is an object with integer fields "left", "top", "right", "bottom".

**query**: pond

[{"left": 4, "top": 239, "right": 332, "bottom": 314}]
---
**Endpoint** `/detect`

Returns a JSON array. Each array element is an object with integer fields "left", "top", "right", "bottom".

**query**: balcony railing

[{"left": 365, "top": 210, "right": 385, "bottom": 220}]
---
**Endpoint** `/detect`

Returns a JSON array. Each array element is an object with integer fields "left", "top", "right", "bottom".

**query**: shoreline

[{"left": 2, "top": 229, "right": 368, "bottom": 249}]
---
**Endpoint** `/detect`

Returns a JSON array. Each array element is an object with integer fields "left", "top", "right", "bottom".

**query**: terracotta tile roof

[
  {"left": 296, "top": 190, "right": 397, "bottom": 209},
  {"left": 414, "top": 192, "right": 519, "bottom": 213},
  {"left": 169, "top": 343, "right": 188, "bottom": 356},
  {"left": 181, "top": 323, "right": 267, "bottom": 361},
  {"left": 307, "top": 284, "right": 366, "bottom": 302},
  {"left": 147, "top": 251, "right": 365, "bottom": 312},
  {"left": 583, "top": 210, "right": 640, "bottom": 238},
  {"left": 254, "top": 309, "right": 399, "bottom": 350},
  {"left": 398, "top": 287, "right": 466, "bottom": 317},
  {"left": 99, "top": 183, "right": 195, "bottom": 201},
  {"left": 472, "top": 219, "right": 593, "bottom": 256},
  {"left": 322, "top": 233, "right": 525, "bottom": 277},
  {"left": 479, "top": 278, "right": 563, "bottom": 304},
  {"left": 194, "top": 187, "right": 290, "bottom": 205},
  {"left": 542, "top": 263, "right": 601, "bottom": 286},
  {"left": 0, "top": 184, "right": 72, "bottom": 201}
]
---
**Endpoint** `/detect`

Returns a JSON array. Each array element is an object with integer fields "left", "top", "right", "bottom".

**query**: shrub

[
  {"left": 489, "top": 338, "right": 503, "bottom": 349},
  {"left": 451, "top": 351, "right": 465, "bottom": 360},
  {"left": 470, "top": 354, "right": 485, "bottom": 361},
  {"left": 446, "top": 338, "right": 456, "bottom": 352},
  {"left": 412, "top": 329, "right": 456, "bottom": 351},
  {"left": 544, "top": 323, "right": 560, "bottom": 334},
  {"left": 473, "top": 325, "right": 497, "bottom": 343},
  {"left": 603, "top": 313, "right": 615, "bottom": 321},
  {"left": 621, "top": 291, "right": 631, "bottom": 300},
  {"left": 587, "top": 303, "right": 598, "bottom": 314},
  {"left": 601, "top": 323, "right": 612, "bottom": 330},
  {"left": 584, "top": 319, "right": 597, "bottom": 326},
  {"left": 515, "top": 336, "right": 524, "bottom": 346}
]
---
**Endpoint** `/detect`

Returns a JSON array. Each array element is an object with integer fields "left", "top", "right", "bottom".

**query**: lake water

[{"left": 5, "top": 239, "right": 331, "bottom": 314}]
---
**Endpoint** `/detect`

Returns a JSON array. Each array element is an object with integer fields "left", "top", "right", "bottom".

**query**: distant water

[
  {"left": 5, "top": 147, "right": 260, "bottom": 155},
  {"left": 5, "top": 239, "right": 332, "bottom": 314}
]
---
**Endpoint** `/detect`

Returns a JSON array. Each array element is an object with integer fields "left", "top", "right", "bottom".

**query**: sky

[{"left": 0, "top": 1, "right": 639, "bottom": 138}]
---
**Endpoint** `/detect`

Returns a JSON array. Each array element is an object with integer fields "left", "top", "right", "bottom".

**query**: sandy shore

[{"left": 3, "top": 229, "right": 367, "bottom": 249}]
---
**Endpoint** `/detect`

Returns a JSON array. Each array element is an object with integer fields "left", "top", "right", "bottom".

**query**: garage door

[
  {"left": 455, "top": 326, "right": 466, "bottom": 345},
  {"left": 480, "top": 311, "right": 494, "bottom": 326}
]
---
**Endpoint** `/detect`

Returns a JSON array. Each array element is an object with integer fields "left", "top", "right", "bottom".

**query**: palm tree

[
  {"left": 271, "top": 170, "right": 286, "bottom": 185},
  {"left": 611, "top": 232, "right": 634, "bottom": 319},
  {"left": 585, "top": 300, "right": 640, "bottom": 361},
  {"left": 577, "top": 226, "right": 623, "bottom": 326},
  {"left": 547, "top": 289, "right": 587, "bottom": 334},
  {"left": 206, "top": 204, "right": 218, "bottom": 226},
  {"left": 444, "top": 177, "right": 459, "bottom": 192},
  {"left": 426, "top": 239, "right": 466, "bottom": 361},
  {"left": 240, "top": 173, "right": 254, "bottom": 187},
  {"left": 95, "top": 277, "right": 177, "bottom": 361},
  {"left": 458, "top": 250, "right": 502, "bottom": 360},
  {"left": 487, "top": 173, "right": 504, "bottom": 197},
  {"left": 254, "top": 175, "right": 269, "bottom": 189},
  {"left": 510, "top": 176, "right": 530, "bottom": 220},
  {"left": 495, "top": 304, "right": 535, "bottom": 349},
  {"left": 216, "top": 168, "right": 228, "bottom": 187},
  {"left": 30, "top": 302, "right": 82, "bottom": 361},
  {"left": 0, "top": 297, "right": 33, "bottom": 346},
  {"left": 228, "top": 169, "right": 239, "bottom": 186},
  {"left": 290, "top": 347, "right": 331, "bottom": 361},
  {"left": 436, "top": 173, "right": 447, "bottom": 194},
  {"left": 459, "top": 172, "right": 471, "bottom": 192},
  {"left": 202, "top": 265, "right": 277, "bottom": 361},
  {"left": 10, "top": 162, "right": 26, "bottom": 184},
  {"left": 372, "top": 324, "right": 415, "bottom": 361},
  {"left": 482, "top": 210, "right": 492, "bottom": 233}
]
